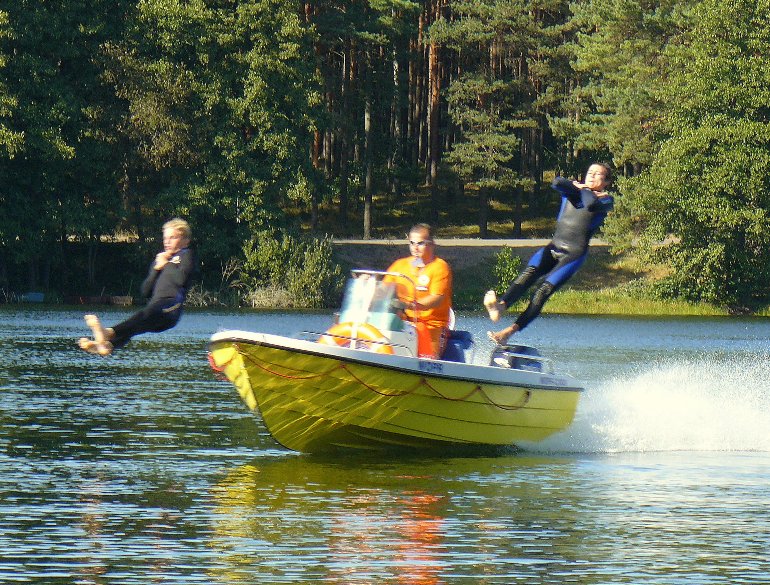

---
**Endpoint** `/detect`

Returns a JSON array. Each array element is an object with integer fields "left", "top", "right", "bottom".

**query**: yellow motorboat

[{"left": 208, "top": 270, "right": 583, "bottom": 453}]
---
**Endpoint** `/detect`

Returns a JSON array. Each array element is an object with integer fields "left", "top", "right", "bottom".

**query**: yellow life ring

[{"left": 318, "top": 322, "right": 394, "bottom": 354}]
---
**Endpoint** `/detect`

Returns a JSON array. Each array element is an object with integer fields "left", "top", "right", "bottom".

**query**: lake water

[{"left": 1, "top": 306, "right": 769, "bottom": 584}]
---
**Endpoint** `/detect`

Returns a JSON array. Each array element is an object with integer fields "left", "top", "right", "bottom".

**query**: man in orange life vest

[{"left": 385, "top": 223, "right": 453, "bottom": 359}]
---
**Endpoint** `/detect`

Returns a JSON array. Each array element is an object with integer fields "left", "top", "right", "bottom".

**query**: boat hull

[{"left": 208, "top": 330, "right": 582, "bottom": 453}]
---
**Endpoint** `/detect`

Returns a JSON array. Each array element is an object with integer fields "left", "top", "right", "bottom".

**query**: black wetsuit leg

[
  {"left": 513, "top": 249, "right": 587, "bottom": 331},
  {"left": 110, "top": 300, "right": 182, "bottom": 349},
  {"left": 500, "top": 245, "right": 558, "bottom": 307},
  {"left": 513, "top": 280, "right": 556, "bottom": 331}
]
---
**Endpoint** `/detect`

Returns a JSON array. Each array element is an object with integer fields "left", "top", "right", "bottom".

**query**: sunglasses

[{"left": 409, "top": 240, "right": 432, "bottom": 247}]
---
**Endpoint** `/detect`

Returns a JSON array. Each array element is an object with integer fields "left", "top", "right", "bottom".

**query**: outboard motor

[{"left": 490, "top": 344, "right": 544, "bottom": 372}]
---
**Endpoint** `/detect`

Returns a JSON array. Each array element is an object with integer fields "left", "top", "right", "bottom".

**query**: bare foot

[
  {"left": 78, "top": 337, "right": 112, "bottom": 356},
  {"left": 483, "top": 290, "right": 505, "bottom": 322},
  {"left": 83, "top": 315, "right": 113, "bottom": 355},
  {"left": 487, "top": 330, "right": 508, "bottom": 345},
  {"left": 487, "top": 324, "right": 519, "bottom": 345},
  {"left": 97, "top": 341, "right": 113, "bottom": 356},
  {"left": 78, "top": 337, "right": 96, "bottom": 352},
  {"left": 85, "top": 314, "right": 105, "bottom": 343}
]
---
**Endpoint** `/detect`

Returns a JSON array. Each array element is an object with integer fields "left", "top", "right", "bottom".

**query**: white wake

[{"left": 531, "top": 355, "right": 770, "bottom": 453}]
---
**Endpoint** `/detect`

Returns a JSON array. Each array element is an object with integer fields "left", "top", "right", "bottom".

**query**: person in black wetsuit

[
  {"left": 485, "top": 163, "right": 614, "bottom": 344},
  {"left": 78, "top": 218, "right": 197, "bottom": 356}
]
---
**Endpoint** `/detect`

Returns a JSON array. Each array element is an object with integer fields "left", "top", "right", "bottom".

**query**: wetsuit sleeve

[
  {"left": 139, "top": 249, "right": 197, "bottom": 299},
  {"left": 140, "top": 262, "right": 160, "bottom": 298},
  {"left": 551, "top": 177, "right": 583, "bottom": 207}
]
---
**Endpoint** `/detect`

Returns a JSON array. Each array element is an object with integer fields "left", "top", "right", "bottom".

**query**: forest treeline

[{"left": 1, "top": 0, "right": 769, "bottom": 307}]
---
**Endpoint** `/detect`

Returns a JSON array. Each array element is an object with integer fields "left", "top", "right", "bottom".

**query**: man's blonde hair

[{"left": 163, "top": 218, "right": 192, "bottom": 241}]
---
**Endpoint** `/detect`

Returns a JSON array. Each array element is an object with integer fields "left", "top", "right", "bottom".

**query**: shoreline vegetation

[
  {"left": 7, "top": 237, "right": 762, "bottom": 320},
  {"left": 3, "top": 2, "right": 769, "bottom": 323},
  {"left": 6, "top": 178, "right": 763, "bottom": 318},
  {"left": 332, "top": 239, "right": 738, "bottom": 318}
]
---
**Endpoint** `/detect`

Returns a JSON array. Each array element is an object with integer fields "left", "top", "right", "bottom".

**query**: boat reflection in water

[
  {"left": 208, "top": 454, "right": 585, "bottom": 584},
  {"left": 208, "top": 270, "right": 583, "bottom": 453},
  {"left": 209, "top": 459, "right": 448, "bottom": 584}
]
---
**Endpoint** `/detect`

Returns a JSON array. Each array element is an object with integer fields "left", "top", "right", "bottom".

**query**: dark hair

[
  {"left": 594, "top": 162, "right": 613, "bottom": 185},
  {"left": 409, "top": 223, "right": 434, "bottom": 240}
]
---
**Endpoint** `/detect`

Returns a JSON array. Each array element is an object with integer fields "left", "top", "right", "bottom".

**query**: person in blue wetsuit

[
  {"left": 485, "top": 163, "right": 614, "bottom": 344},
  {"left": 78, "top": 218, "right": 197, "bottom": 355}
]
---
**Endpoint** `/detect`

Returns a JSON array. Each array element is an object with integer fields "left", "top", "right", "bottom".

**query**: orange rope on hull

[{"left": 224, "top": 342, "right": 532, "bottom": 411}]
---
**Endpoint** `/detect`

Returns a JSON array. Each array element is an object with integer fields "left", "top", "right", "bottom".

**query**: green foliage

[
  {"left": 444, "top": 75, "right": 524, "bottom": 190},
  {"left": 0, "top": 10, "right": 22, "bottom": 159},
  {"left": 493, "top": 247, "right": 522, "bottom": 294},
  {"left": 100, "top": 0, "right": 323, "bottom": 262},
  {"left": 616, "top": 0, "right": 770, "bottom": 306},
  {"left": 3, "top": 0, "right": 769, "bottom": 315},
  {"left": 623, "top": 123, "right": 770, "bottom": 305},
  {"left": 238, "top": 230, "right": 343, "bottom": 308},
  {"left": 433, "top": 0, "right": 564, "bottom": 192},
  {"left": 0, "top": 1, "right": 128, "bottom": 290},
  {"left": 552, "top": 0, "right": 691, "bottom": 171}
]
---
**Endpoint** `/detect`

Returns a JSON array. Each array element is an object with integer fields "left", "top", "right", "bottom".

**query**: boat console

[{"left": 323, "top": 269, "right": 477, "bottom": 361}]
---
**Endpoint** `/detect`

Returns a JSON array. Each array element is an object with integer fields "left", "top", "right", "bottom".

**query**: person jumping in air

[
  {"left": 485, "top": 163, "right": 614, "bottom": 345},
  {"left": 78, "top": 218, "right": 197, "bottom": 356}
]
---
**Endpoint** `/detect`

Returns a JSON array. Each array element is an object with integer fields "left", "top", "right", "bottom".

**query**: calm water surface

[{"left": 1, "top": 307, "right": 769, "bottom": 584}]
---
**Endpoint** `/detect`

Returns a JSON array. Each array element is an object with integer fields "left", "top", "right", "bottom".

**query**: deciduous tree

[{"left": 616, "top": 0, "right": 770, "bottom": 306}]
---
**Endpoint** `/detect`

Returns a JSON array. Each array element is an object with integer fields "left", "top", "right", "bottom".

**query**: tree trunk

[
  {"left": 426, "top": 0, "right": 443, "bottom": 222},
  {"left": 0, "top": 255, "right": 7, "bottom": 290},
  {"left": 338, "top": 43, "right": 351, "bottom": 224},
  {"left": 514, "top": 186, "right": 523, "bottom": 238},
  {"left": 363, "top": 95, "right": 373, "bottom": 240},
  {"left": 478, "top": 188, "right": 489, "bottom": 239},
  {"left": 87, "top": 234, "right": 97, "bottom": 288},
  {"left": 26, "top": 258, "right": 37, "bottom": 291},
  {"left": 390, "top": 48, "right": 402, "bottom": 200}
]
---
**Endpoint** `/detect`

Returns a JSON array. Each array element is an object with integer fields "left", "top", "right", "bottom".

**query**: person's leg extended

[
  {"left": 109, "top": 303, "right": 180, "bottom": 349},
  {"left": 485, "top": 247, "right": 557, "bottom": 321},
  {"left": 81, "top": 314, "right": 113, "bottom": 355},
  {"left": 514, "top": 253, "right": 587, "bottom": 332},
  {"left": 501, "top": 247, "right": 556, "bottom": 306}
]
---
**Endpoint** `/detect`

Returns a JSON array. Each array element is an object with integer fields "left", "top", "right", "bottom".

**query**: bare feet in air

[
  {"left": 78, "top": 337, "right": 113, "bottom": 356},
  {"left": 82, "top": 314, "right": 114, "bottom": 356},
  {"left": 483, "top": 290, "right": 505, "bottom": 322},
  {"left": 487, "top": 324, "right": 520, "bottom": 346}
]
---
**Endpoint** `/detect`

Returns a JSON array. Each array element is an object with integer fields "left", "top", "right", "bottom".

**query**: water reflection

[{"left": 208, "top": 454, "right": 585, "bottom": 585}]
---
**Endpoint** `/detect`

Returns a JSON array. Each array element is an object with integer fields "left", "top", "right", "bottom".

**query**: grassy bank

[
  {"left": 335, "top": 241, "right": 740, "bottom": 317},
  {"left": 452, "top": 256, "right": 729, "bottom": 317},
  {"left": 322, "top": 184, "right": 768, "bottom": 318}
]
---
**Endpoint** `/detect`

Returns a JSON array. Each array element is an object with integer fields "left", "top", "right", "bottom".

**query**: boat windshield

[{"left": 338, "top": 271, "right": 409, "bottom": 333}]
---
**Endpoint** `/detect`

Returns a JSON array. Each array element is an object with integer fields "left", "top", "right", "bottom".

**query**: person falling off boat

[
  {"left": 485, "top": 163, "right": 614, "bottom": 345},
  {"left": 78, "top": 218, "right": 197, "bottom": 356}
]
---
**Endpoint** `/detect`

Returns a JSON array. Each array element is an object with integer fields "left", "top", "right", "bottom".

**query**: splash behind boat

[{"left": 208, "top": 270, "right": 583, "bottom": 453}]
